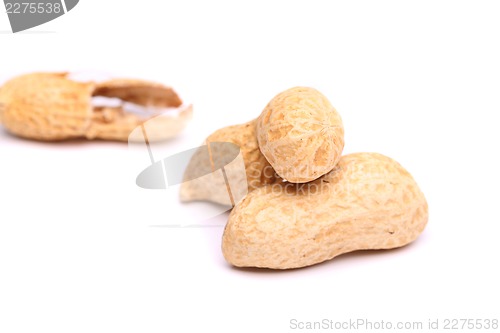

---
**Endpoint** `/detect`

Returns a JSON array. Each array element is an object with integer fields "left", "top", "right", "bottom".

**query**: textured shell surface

[
  {"left": 180, "top": 120, "right": 281, "bottom": 205},
  {"left": 0, "top": 73, "right": 93, "bottom": 140},
  {"left": 257, "top": 87, "right": 344, "bottom": 183},
  {"left": 0, "top": 72, "right": 190, "bottom": 142},
  {"left": 222, "top": 152, "right": 428, "bottom": 269}
]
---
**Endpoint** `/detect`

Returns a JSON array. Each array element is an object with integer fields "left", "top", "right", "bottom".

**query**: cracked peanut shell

[{"left": 0, "top": 72, "right": 191, "bottom": 141}]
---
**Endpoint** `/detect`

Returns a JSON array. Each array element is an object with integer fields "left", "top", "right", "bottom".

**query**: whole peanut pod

[
  {"left": 180, "top": 120, "right": 281, "bottom": 206},
  {"left": 257, "top": 87, "right": 344, "bottom": 183},
  {"left": 222, "top": 153, "right": 428, "bottom": 269}
]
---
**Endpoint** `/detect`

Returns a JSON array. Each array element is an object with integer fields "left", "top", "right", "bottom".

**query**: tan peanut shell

[
  {"left": 222, "top": 152, "right": 428, "bottom": 269},
  {"left": 180, "top": 119, "right": 281, "bottom": 205},
  {"left": 257, "top": 86, "right": 344, "bottom": 183},
  {"left": 0, "top": 72, "right": 191, "bottom": 141}
]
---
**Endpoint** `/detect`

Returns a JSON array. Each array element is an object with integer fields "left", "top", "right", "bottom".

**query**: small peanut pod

[
  {"left": 0, "top": 72, "right": 191, "bottom": 141},
  {"left": 222, "top": 153, "right": 428, "bottom": 269},
  {"left": 256, "top": 87, "right": 344, "bottom": 183},
  {"left": 180, "top": 120, "right": 281, "bottom": 205}
]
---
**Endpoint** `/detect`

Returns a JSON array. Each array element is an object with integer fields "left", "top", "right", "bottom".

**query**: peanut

[
  {"left": 0, "top": 72, "right": 191, "bottom": 141},
  {"left": 222, "top": 153, "right": 428, "bottom": 269},
  {"left": 257, "top": 87, "right": 344, "bottom": 183},
  {"left": 180, "top": 86, "right": 343, "bottom": 204},
  {"left": 180, "top": 120, "right": 281, "bottom": 206}
]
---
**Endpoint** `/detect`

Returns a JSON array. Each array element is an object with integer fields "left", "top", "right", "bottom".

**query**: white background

[{"left": 1, "top": 1, "right": 500, "bottom": 332}]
